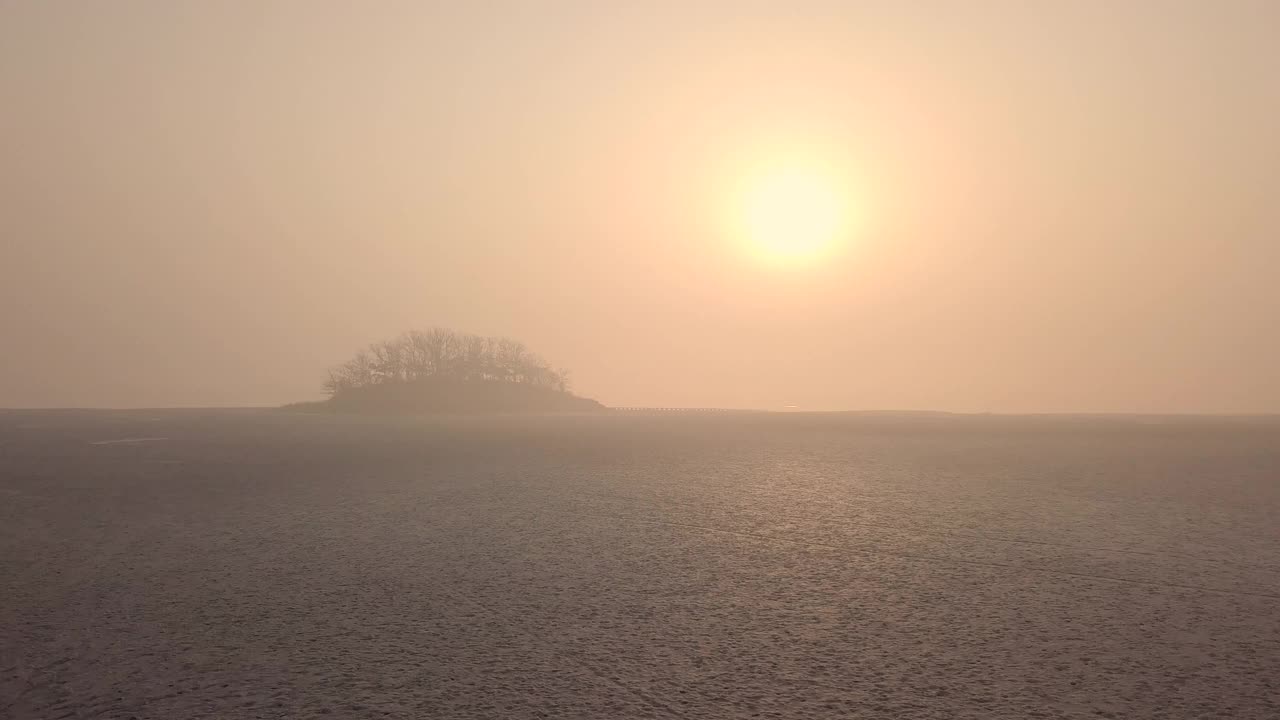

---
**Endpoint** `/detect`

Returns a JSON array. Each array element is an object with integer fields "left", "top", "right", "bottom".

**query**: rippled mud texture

[{"left": 3, "top": 410, "right": 1279, "bottom": 719}]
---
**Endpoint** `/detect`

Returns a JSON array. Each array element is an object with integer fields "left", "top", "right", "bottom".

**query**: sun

[{"left": 734, "top": 162, "right": 849, "bottom": 266}]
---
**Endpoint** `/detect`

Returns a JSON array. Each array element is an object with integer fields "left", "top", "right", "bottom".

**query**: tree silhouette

[{"left": 324, "top": 329, "right": 570, "bottom": 398}]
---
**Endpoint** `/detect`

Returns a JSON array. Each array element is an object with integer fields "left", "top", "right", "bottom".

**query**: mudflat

[{"left": 3, "top": 410, "right": 1278, "bottom": 719}]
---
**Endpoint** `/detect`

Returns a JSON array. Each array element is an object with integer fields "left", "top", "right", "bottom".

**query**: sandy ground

[{"left": 2, "top": 409, "right": 1278, "bottom": 719}]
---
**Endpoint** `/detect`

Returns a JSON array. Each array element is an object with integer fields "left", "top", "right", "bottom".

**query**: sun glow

[{"left": 733, "top": 162, "right": 850, "bottom": 266}]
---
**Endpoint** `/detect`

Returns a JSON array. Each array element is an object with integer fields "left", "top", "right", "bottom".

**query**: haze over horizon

[{"left": 4, "top": 2, "right": 1278, "bottom": 413}]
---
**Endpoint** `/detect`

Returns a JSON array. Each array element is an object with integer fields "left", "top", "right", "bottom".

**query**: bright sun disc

[{"left": 736, "top": 164, "right": 848, "bottom": 265}]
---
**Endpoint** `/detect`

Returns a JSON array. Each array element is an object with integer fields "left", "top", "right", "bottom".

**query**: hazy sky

[{"left": 3, "top": 2, "right": 1278, "bottom": 412}]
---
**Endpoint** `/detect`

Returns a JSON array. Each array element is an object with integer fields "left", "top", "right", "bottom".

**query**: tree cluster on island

[{"left": 303, "top": 328, "right": 601, "bottom": 413}]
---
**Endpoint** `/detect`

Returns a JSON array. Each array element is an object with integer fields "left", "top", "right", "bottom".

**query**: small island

[{"left": 288, "top": 329, "right": 604, "bottom": 413}]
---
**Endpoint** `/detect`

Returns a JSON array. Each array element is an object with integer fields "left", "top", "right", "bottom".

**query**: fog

[{"left": 3, "top": 1, "right": 1278, "bottom": 412}]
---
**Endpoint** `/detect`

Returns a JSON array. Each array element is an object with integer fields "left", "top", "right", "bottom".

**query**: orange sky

[{"left": 2, "top": 2, "right": 1278, "bottom": 411}]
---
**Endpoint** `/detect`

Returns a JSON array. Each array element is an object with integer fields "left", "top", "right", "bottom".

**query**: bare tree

[
  {"left": 323, "top": 350, "right": 376, "bottom": 397},
  {"left": 324, "top": 328, "right": 570, "bottom": 398}
]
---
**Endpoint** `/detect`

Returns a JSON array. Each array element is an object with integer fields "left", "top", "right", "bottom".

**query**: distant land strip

[{"left": 608, "top": 407, "right": 766, "bottom": 413}]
